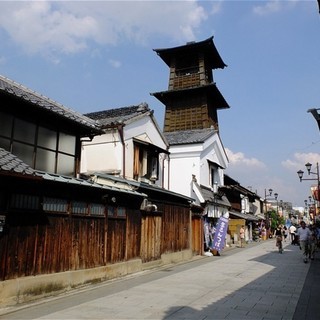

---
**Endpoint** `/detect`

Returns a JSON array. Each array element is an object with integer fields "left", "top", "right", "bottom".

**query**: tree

[{"left": 269, "top": 210, "right": 285, "bottom": 232}]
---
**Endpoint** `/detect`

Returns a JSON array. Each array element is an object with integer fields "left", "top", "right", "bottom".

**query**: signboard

[
  {"left": 311, "top": 185, "right": 320, "bottom": 201},
  {"left": 212, "top": 216, "right": 229, "bottom": 252}
]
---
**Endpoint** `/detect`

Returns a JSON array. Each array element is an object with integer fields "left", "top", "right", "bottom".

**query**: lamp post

[
  {"left": 297, "top": 162, "right": 320, "bottom": 223},
  {"left": 264, "top": 188, "right": 278, "bottom": 235}
]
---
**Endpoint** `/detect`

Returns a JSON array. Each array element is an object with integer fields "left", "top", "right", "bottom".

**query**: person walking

[
  {"left": 297, "top": 221, "right": 311, "bottom": 263},
  {"left": 289, "top": 224, "right": 296, "bottom": 245},
  {"left": 283, "top": 226, "right": 288, "bottom": 242},
  {"left": 308, "top": 225, "right": 317, "bottom": 260},
  {"left": 274, "top": 225, "right": 283, "bottom": 253},
  {"left": 239, "top": 225, "right": 245, "bottom": 248}
]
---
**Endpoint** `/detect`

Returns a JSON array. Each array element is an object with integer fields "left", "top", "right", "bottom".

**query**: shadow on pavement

[{"left": 162, "top": 243, "right": 318, "bottom": 320}]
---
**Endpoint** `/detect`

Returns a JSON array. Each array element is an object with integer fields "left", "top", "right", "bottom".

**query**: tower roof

[
  {"left": 153, "top": 36, "right": 227, "bottom": 70},
  {"left": 151, "top": 83, "right": 230, "bottom": 110}
]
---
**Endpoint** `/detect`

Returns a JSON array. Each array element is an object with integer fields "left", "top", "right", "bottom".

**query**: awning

[{"left": 229, "top": 211, "right": 259, "bottom": 222}]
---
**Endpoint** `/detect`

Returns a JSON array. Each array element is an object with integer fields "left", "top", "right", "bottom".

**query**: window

[
  {"left": 133, "top": 143, "right": 159, "bottom": 182},
  {"left": 210, "top": 164, "right": 219, "bottom": 188},
  {"left": 13, "top": 119, "right": 36, "bottom": 144},
  {"left": 0, "top": 112, "right": 78, "bottom": 177},
  {"left": 72, "top": 201, "right": 88, "bottom": 215},
  {"left": 57, "top": 153, "right": 75, "bottom": 176},
  {"left": 12, "top": 142, "right": 34, "bottom": 167},
  {"left": 0, "top": 112, "right": 13, "bottom": 138},
  {"left": 42, "top": 198, "right": 106, "bottom": 217},
  {"left": 58, "top": 132, "right": 76, "bottom": 154},
  {"left": 175, "top": 54, "right": 199, "bottom": 76},
  {"left": 35, "top": 149, "right": 56, "bottom": 172},
  {"left": 10, "top": 194, "right": 40, "bottom": 210},
  {"left": 43, "top": 197, "right": 68, "bottom": 213},
  {"left": 107, "top": 206, "right": 126, "bottom": 218},
  {"left": 38, "top": 127, "right": 57, "bottom": 149},
  {"left": 90, "top": 203, "right": 105, "bottom": 217}
]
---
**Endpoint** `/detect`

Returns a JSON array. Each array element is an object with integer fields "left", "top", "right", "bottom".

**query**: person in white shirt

[
  {"left": 297, "top": 221, "right": 311, "bottom": 263},
  {"left": 289, "top": 224, "right": 297, "bottom": 244}
]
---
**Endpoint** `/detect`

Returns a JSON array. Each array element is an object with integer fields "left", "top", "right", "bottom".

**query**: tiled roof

[
  {"left": 229, "top": 211, "right": 260, "bottom": 222},
  {"left": 85, "top": 103, "right": 151, "bottom": 127},
  {"left": 151, "top": 84, "right": 230, "bottom": 110},
  {"left": 34, "top": 172, "right": 145, "bottom": 197},
  {"left": 0, "top": 148, "right": 34, "bottom": 175},
  {"left": 198, "top": 183, "right": 230, "bottom": 207},
  {"left": 164, "top": 128, "right": 216, "bottom": 145},
  {"left": 0, "top": 75, "right": 101, "bottom": 132},
  {"left": 92, "top": 173, "right": 193, "bottom": 202},
  {"left": 153, "top": 36, "right": 227, "bottom": 69}
]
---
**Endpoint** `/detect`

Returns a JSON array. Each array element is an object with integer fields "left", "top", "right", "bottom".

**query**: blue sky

[{"left": 0, "top": 0, "right": 320, "bottom": 207}]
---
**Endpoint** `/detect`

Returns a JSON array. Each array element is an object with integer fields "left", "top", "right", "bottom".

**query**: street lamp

[
  {"left": 264, "top": 189, "right": 278, "bottom": 211},
  {"left": 297, "top": 162, "right": 320, "bottom": 223},
  {"left": 297, "top": 162, "right": 319, "bottom": 184},
  {"left": 264, "top": 188, "right": 278, "bottom": 233}
]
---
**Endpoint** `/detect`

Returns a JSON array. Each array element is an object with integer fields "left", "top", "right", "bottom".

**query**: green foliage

[{"left": 268, "top": 210, "right": 285, "bottom": 232}]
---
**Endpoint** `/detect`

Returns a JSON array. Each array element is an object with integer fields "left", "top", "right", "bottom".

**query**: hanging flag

[{"left": 212, "top": 216, "right": 229, "bottom": 252}]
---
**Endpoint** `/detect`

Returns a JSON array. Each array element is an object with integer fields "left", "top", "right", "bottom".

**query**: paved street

[{"left": 0, "top": 239, "right": 318, "bottom": 320}]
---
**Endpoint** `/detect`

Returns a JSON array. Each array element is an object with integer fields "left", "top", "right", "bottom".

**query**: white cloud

[
  {"left": 225, "top": 148, "right": 266, "bottom": 168},
  {"left": 252, "top": 0, "right": 298, "bottom": 16},
  {"left": 210, "top": 1, "right": 223, "bottom": 15},
  {"left": 0, "top": 2, "right": 98, "bottom": 56},
  {"left": 253, "top": 0, "right": 282, "bottom": 15},
  {"left": 0, "top": 1, "right": 209, "bottom": 59},
  {"left": 282, "top": 152, "right": 320, "bottom": 171},
  {"left": 108, "top": 59, "right": 121, "bottom": 69}
]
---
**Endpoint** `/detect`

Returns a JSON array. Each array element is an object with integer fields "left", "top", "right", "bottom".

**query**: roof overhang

[
  {"left": 151, "top": 84, "right": 230, "bottom": 110},
  {"left": 133, "top": 138, "right": 169, "bottom": 154},
  {"left": 153, "top": 36, "right": 227, "bottom": 69},
  {"left": 229, "top": 211, "right": 260, "bottom": 222}
]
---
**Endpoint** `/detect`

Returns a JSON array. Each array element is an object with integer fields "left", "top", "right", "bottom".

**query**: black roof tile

[
  {"left": 0, "top": 148, "right": 34, "bottom": 175},
  {"left": 0, "top": 75, "right": 101, "bottom": 133},
  {"left": 164, "top": 128, "right": 216, "bottom": 145},
  {"left": 85, "top": 103, "right": 151, "bottom": 127}
]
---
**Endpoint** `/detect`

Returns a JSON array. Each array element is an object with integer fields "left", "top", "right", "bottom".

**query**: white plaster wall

[
  {"left": 199, "top": 135, "right": 228, "bottom": 188},
  {"left": 167, "top": 144, "right": 201, "bottom": 197},
  {"left": 167, "top": 132, "right": 228, "bottom": 197},
  {"left": 81, "top": 115, "right": 169, "bottom": 185},
  {"left": 80, "top": 130, "right": 122, "bottom": 174}
]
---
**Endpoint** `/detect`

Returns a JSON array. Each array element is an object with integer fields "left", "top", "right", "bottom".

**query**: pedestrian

[
  {"left": 283, "top": 226, "right": 288, "bottom": 242},
  {"left": 289, "top": 224, "right": 296, "bottom": 244},
  {"left": 297, "top": 221, "right": 311, "bottom": 263},
  {"left": 274, "top": 225, "right": 283, "bottom": 253},
  {"left": 261, "top": 226, "right": 266, "bottom": 240},
  {"left": 308, "top": 225, "right": 317, "bottom": 260},
  {"left": 239, "top": 225, "right": 245, "bottom": 248},
  {"left": 316, "top": 225, "right": 320, "bottom": 248}
]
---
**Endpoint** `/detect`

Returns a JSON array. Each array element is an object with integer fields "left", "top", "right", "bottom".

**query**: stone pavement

[
  {"left": 0, "top": 239, "right": 318, "bottom": 320},
  {"left": 293, "top": 243, "right": 320, "bottom": 320}
]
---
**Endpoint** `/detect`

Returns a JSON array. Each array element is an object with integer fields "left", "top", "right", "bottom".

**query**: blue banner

[{"left": 212, "top": 216, "right": 229, "bottom": 251}]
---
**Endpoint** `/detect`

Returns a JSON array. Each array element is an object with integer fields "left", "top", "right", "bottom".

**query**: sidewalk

[
  {"left": 293, "top": 244, "right": 320, "bottom": 320},
  {"left": 0, "top": 240, "right": 317, "bottom": 319}
]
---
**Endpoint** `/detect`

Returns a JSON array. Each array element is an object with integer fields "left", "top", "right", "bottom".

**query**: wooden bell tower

[{"left": 151, "top": 36, "right": 229, "bottom": 133}]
